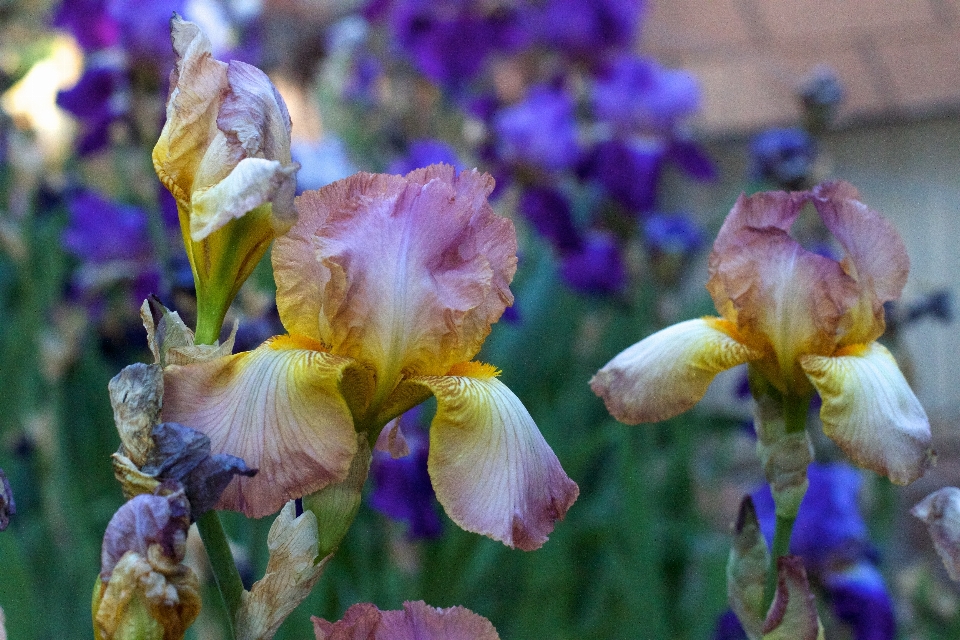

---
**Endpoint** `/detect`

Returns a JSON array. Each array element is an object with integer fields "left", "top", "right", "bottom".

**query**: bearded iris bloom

[
  {"left": 152, "top": 15, "right": 298, "bottom": 342},
  {"left": 161, "top": 165, "right": 579, "bottom": 550},
  {"left": 592, "top": 181, "right": 932, "bottom": 485}
]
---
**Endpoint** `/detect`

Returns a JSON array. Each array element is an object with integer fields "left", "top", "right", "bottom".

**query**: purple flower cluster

[{"left": 358, "top": 0, "right": 712, "bottom": 296}]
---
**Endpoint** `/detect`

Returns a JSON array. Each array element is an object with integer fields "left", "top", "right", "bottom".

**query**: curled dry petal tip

[
  {"left": 591, "top": 318, "right": 758, "bottom": 424},
  {"left": 762, "top": 556, "right": 824, "bottom": 640},
  {"left": 912, "top": 487, "right": 960, "bottom": 581}
]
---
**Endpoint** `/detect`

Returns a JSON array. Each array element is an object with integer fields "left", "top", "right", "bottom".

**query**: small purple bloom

[
  {"left": 387, "top": 0, "right": 527, "bottom": 86},
  {"left": 560, "top": 231, "right": 627, "bottom": 295},
  {"left": 667, "top": 137, "right": 717, "bottom": 181},
  {"left": 492, "top": 85, "right": 580, "bottom": 171},
  {"left": 823, "top": 563, "right": 896, "bottom": 640},
  {"left": 712, "top": 610, "right": 748, "bottom": 640},
  {"left": 518, "top": 187, "right": 581, "bottom": 253},
  {"left": 532, "top": 0, "right": 644, "bottom": 59},
  {"left": 749, "top": 127, "right": 816, "bottom": 189},
  {"left": 63, "top": 190, "right": 153, "bottom": 263},
  {"left": 52, "top": 0, "right": 120, "bottom": 51},
  {"left": 387, "top": 139, "right": 463, "bottom": 176},
  {"left": 592, "top": 55, "right": 700, "bottom": 132},
  {"left": 644, "top": 213, "right": 704, "bottom": 256},
  {"left": 57, "top": 63, "right": 127, "bottom": 156},
  {"left": 370, "top": 412, "right": 442, "bottom": 539},
  {"left": 582, "top": 139, "right": 662, "bottom": 214}
]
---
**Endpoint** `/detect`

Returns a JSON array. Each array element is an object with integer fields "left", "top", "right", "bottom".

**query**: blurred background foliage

[{"left": 0, "top": 0, "right": 959, "bottom": 638}]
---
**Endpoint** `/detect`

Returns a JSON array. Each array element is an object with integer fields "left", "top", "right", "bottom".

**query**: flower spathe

[
  {"left": 162, "top": 165, "right": 579, "bottom": 550},
  {"left": 592, "top": 181, "right": 932, "bottom": 485},
  {"left": 152, "top": 15, "right": 298, "bottom": 339}
]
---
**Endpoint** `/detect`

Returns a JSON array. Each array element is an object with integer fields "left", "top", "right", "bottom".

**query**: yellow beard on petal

[
  {"left": 269, "top": 333, "right": 329, "bottom": 352},
  {"left": 446, "top": 361, "right": 501, "bottom": 378}
]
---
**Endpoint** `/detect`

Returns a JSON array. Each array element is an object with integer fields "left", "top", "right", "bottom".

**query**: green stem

[
  {"left": 193, "top": 317, "right": 241, "bottom": 636},
  {"left": 765, "top": 514, "right": 797, "bottom": 608},
  {"left": 197, "top": 507, "right": 242, "bottom": 637}
]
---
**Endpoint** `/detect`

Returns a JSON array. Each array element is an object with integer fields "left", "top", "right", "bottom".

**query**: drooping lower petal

[
  {"left": 410, "top": 370, "right": 578, "bottom": 551},
  {"left": 590, "top": 318, "right": 758, "bottom": 424},
  {"left": 800, "top": 342, "right": 932, "bottom": 485},
  {"left": 912, "top": 487, "right": 960, "bottom": 581},
  {"left": 161, "top": 337, "right": 363, "bottom": 518}
]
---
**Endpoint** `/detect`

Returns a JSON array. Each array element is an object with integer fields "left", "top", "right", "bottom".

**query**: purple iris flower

[
  {"left": 518, "top": 186, "right": 582, "bottom": 253},
  {"left": 592, "top": 55, "right": 701, "bottom": 132},
  {"left": 62, "top": 189, "right": 166, "bottom": 307},
  {"left": 52, "top": 0, "right": 120, "bottom": 51},
  {"left": 492, "top": 85, "right": 580, "bottom": 172},
  {"left": 749, "top": 127, "right": 816, "bottom": 189},
  {"left": 666, "top": 137, "right": 717, "bottom": 181},
  {"left": 532, "top": 0, "right": 644, "bottom": 60},
  {"left": 63, "top": 190, "right": 153, "bottom": 263},
  {"left": 387, "top": 0, "right": 528, "bottom": 86},
  {"left": 107, "top": 0, "right": 186, "bottom": 61},
  {"left": 370, "top": 411, "right": 443, "bottom": 539},
  {"left": 751, "top": 462, "right": 896, "bottom": 640},
  {"left": 56, "top": 62, "right": 127, "bottom": 156},
  {"left": 560, "top": 231, "right": 627, "bottom": 296},
  {"left": 387, "top": 139, "right": 463, "bottom": 176},
  {"left": 712, "top": 610, "right": 748, "bottom": 640},
  {"left": 824, "top": 563, "right": 897, "bottom": 640},
  {"left": 581, "top": 139, "right": 662, "bottom": 214},
  {"left": 643, "top": 213, "right": 703, "bottom": 256}
]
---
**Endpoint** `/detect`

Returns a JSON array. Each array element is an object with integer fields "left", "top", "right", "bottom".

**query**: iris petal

[
  {"left": 410, "top": 372, "right": 578, "bottom": 551},
  {"left": 800, "top": 342, "right": 933, "bottom": 485},
  {"left": 273, "top": 166, "right": 516, "bottom": 384},
  {"left": 161, "top": 337, "right": 363, "bottom": 518},
  {"left": 591, "top": 318, "right": 758, "bottom": 424}
]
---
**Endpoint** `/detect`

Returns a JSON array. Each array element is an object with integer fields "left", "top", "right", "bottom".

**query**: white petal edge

[
  {"left": 800, "top": 342, "right": 933, "bottom": 485},
  {"left": 411, "top": 375, "right": 578, "bottom": 551},
  {"left": 590, "top": 318, "right": 758, "bottom": 424}
]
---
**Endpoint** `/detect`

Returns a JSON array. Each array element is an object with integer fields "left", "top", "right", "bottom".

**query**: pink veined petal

[
  {"left": 409, "top": 373, "right": 578, "bottom": 551},
  {"left": 800, "top": 342, "right": 933, "bottom": 485},
  {"left": 273, "top": 166, "right": 517, "bottom": 383},
  {"left": 312, "top": 601, "right": 500, "bottom": 640},
  {"left": 161, "top": 338, "right": 361, "bottom": 518},
  {"left": 811, "top": 181, "right": 909, "bottom": 346},
  {"left": 590, "top": 318, "right": 759, "bottom": 424}
]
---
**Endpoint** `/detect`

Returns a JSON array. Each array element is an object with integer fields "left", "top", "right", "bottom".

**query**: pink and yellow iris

[
  {"left": 161, "top": 165, "right": 579, "bottom": 550},
  {"left": 592, "top": 181, "right": 932, "bottom": 485}
]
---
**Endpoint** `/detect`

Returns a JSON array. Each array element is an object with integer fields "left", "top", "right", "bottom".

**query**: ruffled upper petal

[
  {"left": 312, "top": 600, "right": 500, "bottom": 640},
  {"left": 410, "top": 370, "right": 578, "bottom": 551},
  {"left": 800, "top": 342, "right": 933, "bottom": 485},
  {"left": 811, "top": 181, "right": 909, "bottom": 346},
  {"left": 161, "top": 336, "right": 366, "bottom": 518},
  {"left": 273, "top": 166, "right": 517, "bottom": 396},
  {"left": 707, "top": 191, "right": 859, "bottom": 393},
  {"left": 590, "top": 318, "right": 759, "bottom": 424}
]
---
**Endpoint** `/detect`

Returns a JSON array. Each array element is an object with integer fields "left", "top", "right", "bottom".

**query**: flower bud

[{"left": 152, "top": 15, "right": 298, "bottom": 341}]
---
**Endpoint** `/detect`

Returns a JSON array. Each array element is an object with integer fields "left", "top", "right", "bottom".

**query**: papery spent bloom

[
  {"left": 592, "top": 181, "right": 932, "bottom": 485},
  {"left": 312, "top": 600, "right": 500, "bottom": 640},
  {"left": 161, "top": 165, "right": 579, "bottom": 550},
  {"left": 93, "top": 486, "right": 200, "bottom": 640},
  {"left": 152, "top": 15, "right": 298, "bottom": 340}
]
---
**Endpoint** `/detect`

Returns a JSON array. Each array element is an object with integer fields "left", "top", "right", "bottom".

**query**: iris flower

[
  {"left": 161, "top": 165, "right": 578, "bottom": 550},
  {"left": 592, "top": 181, "right": 932, "bottom": 485}
]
